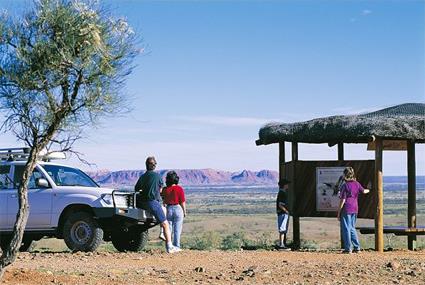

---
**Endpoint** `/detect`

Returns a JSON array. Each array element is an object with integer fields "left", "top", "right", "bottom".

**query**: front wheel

[
  {"left": 63, "top": 212, "right": 103, "bottom": 252},
  {"left": 112, "top": 226, "right": 148, "bottom": 252}
]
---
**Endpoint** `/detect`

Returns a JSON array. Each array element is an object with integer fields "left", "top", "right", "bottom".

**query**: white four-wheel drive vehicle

[{"left": 0, "top": 148, "right": 156, "bottom": 252}]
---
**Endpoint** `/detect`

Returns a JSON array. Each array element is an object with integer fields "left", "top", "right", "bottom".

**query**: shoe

[
  {"left": 167, "top": 246, "right": 180, "bottom": 253},
  {"left": 159, "top": 233, "right": 166, "bottom": 241},
  {"left": 352, "top": 248, "right": 361, "bottom": 253},
  {"left": 276, "top": 245, "right": 291, "bottom": 251},
  {"left": 342, "top": 250, "right": 352, "bottom": 254}
]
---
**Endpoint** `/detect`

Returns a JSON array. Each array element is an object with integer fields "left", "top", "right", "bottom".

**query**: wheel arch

[{"left": 57, "top": 204, "right": 94, "bottom": 238}]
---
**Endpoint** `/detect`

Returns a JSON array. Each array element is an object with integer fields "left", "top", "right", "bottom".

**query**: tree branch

[{"left": 70, "top": 70, "right": 83, "bottom": 106}]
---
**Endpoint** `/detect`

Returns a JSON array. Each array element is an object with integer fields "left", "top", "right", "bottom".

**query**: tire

[
  {"left": 63, "top": 212, "right": 103, "bottom": 252},
  {"left": 112, "top": 227, "right": 148, "bottom": 252}
]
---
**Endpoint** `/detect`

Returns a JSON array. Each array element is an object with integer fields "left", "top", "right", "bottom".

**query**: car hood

[{"left": 53, "top": 186, "right": 117, "bottom": 196}]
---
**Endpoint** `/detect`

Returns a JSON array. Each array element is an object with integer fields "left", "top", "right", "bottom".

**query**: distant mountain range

[
  {"left": 87, "top": 169, "right": 425, "bottom": 190},
  {"left": 87, "top": 169, "right": 279, "bottom": 187}
]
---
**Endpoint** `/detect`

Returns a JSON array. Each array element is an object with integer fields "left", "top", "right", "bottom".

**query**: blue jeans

[
  {"left": 167, "top": 205, "right": 184, "bottom": 248},
  {"left": 341, "top": 213, "right": 360, "bottom": 252},
  {"left": 139, "top": 200, "right": 166, "bottom": 223}
]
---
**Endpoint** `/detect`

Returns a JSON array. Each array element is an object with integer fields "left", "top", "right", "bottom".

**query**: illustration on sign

[{"left": 316, "top": 167, "right": 345, "bottom": 211}]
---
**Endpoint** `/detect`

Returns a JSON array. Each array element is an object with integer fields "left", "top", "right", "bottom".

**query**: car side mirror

[{"left": 36, "top": 178, "right": 49, "bottom": 188}]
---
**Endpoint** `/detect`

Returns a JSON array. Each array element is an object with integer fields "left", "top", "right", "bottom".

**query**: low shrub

[
  {"left": 185, "top": 231, "right": 222, "bottom": 250},
  {"left": 300, "top": 239, "right": 320, "bottom": 250},
  {"left": 221, "top": 232, "right": 247, "bottom": 250}
]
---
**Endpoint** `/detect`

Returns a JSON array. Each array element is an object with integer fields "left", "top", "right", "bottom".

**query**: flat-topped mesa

[{"left": 87, "top": 169, "right": 279, "bottom": 187}]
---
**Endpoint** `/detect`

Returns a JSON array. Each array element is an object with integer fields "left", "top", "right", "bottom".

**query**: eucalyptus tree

[{"left": 0, "top": 0, "right": 139, "bottom": 277}]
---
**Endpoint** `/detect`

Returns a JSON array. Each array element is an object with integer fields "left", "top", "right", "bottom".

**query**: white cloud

[
  {"left": 71, "top": 139, "right": 279, "bottom": 172},
  {"left": 350, "top": 9, "right": 372, "bottom": 23},
  {"left": 362, "top": 10, "right": 372, "bottom": 16},
  {"left": 175, "top": 115, "right": 274, "bottom": 127},
  {"left": 174, "top": 112, "right": 312, "bottom": 127}
]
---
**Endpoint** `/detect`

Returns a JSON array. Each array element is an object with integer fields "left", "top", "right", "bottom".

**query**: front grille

[
  {"left": 126, "top": 194, "right": 135, "bottom": 208},
  {"left": 112, "top": 190, "right": 136, "bottom": 208}
]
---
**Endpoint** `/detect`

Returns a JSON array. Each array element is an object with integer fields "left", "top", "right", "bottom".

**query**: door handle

[{"left": 11, "top": 194, "right": 17, "bottom": 198}]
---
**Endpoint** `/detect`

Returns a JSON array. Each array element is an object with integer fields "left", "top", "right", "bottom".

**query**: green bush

[
  {"left": 221, "top": 232, "right": 247, "bottom": 250},
  {"left": 240, "top": 232, "right": 275, "bottom": 250},
  {"left": 300, "top": 239, "right": 320, "bottom": 250},
  {"left": 185, "top": 231, "right": 222, "bottom": 250}
]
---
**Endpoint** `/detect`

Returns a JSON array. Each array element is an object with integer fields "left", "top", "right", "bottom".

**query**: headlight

[
  {"left": 114, "top": 195, "right": 128, "bottom": 207},
  {"left": 101, "top": 193, "right": 129, "bottom": 207}
]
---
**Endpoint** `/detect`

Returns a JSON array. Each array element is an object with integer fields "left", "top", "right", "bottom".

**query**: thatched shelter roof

[{"left": 256, "top": 103, "right": 425, "bottom": 145}]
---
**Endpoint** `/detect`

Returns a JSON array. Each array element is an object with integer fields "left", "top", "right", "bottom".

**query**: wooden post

[
  {"left": 292, "top": 142, "right": 300, "bottom": 249},
  {"left": 407, "top": 140, "right": 416, "bottom": 250},
  {"left": 338, "top": 143, "right": 344, "bottom": 161},
  {"left": 375, "top": 138, "right": 384, "bottom": 252},
  {"left": 279, "top": 142, "right": 285, "bottom": 179},
  {"left": 337, "top": 143, "right": 344, "bottom": 249}
]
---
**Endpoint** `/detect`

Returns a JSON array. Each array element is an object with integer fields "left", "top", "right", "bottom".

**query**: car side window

[
  {"left": 13, "top": 166, "right": 45, "bottom": 189},
  {"left": 0, "top": 165, "right": 12, "bottom": 189}
]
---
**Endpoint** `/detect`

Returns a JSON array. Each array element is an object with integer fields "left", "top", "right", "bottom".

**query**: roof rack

[
  {"left": 0, "top": 147, "right": 31, "bottom": 161},
  {"left": 0, "top": 147, "right": 66, "bottom": 162}
]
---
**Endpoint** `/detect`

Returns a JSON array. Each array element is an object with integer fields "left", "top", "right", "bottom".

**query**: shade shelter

[{"left": 256, "top": 103, "right": 424, "bottom": 252}]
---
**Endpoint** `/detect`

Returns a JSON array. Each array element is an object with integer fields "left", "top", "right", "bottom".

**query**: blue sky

[{"left": 0, "top": 0, "right": 424, "bottom": 175}]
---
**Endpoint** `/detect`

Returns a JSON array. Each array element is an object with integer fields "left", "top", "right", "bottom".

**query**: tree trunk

[{"left": 0, "top": 147, "right": 40, "bottom": 279}]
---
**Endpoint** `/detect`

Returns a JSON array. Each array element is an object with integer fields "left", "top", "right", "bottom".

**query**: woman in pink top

[{"left": 337, "top": 167, "right": 370, "bottom": 253}]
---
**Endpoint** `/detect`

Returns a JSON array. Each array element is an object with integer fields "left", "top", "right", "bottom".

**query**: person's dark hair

[
  {"left": 166, "top": 171, "right": 179, "bottom": 187},
  {"left": 145, "top": 156, "right": 157, "bottom": 171}
]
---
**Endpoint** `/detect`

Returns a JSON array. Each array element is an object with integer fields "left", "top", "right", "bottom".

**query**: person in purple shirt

[{"left": 337, "top": 167, "right": 370, "bottom": 253}]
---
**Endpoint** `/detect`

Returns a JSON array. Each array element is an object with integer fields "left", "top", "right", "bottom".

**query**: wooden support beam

[
  {"left": 375, "top": 138, "right": 384, "bottom": 252},
  {"left": 407, "top": 140, "right": 416, "bottom": 250},
  {"left": 338, "top": 143, "right": 344, "bottom": 161},
  {"left": 338, "top": 143, "right": 344, "bottom": 249},
  {"left": 279, "top": 142, "right": 285, "bottom": 180},
  {"left": 292, "top": 142, "right": 300, "bottom": 249},
  {"left": 291, "top": 142, "right": 298, "bottom": 161}
]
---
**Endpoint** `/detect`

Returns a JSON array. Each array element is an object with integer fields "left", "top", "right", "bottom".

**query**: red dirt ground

[{"left": 2, "top": 249, "right": 425, "bottom": 284}]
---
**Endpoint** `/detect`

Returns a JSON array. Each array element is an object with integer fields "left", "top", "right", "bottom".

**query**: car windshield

[{"left": 42, "top": 165, "right": 98, "bottom": 187}]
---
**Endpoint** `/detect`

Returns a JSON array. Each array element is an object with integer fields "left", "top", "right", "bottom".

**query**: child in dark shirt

[{"left": 276, "top": 179, "right": 291, "bottom": 250}]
